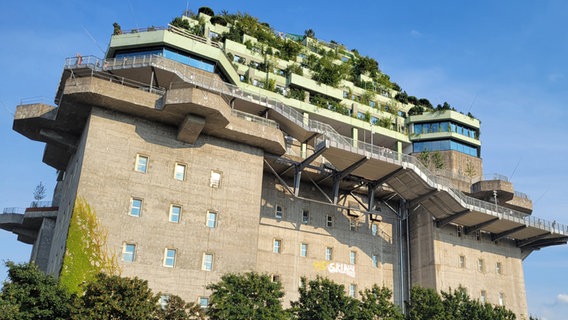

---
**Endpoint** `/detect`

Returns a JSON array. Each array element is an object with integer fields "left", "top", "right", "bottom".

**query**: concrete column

[
  {"left": 352, "top": 127, "right": 358, "bottom": 148},
  {"left": 301, "top": 112, "right": 309, "bottom": 158},
  {"left": 31, "top": 217, "right": 56, "bottom": 273},
  {"left": 397, "top": 141, "right": 403, "bottom": 161}
]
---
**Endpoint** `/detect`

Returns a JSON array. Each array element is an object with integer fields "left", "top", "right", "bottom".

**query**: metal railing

[
  {"left": 231, "top": 109, "right": 279, "bottom": 129},
  {"left": 2, "top": 207, "right": 25, "bottom": 214},
  {"left": 63, "top": 54, "right": 567, "bottom": 237}
]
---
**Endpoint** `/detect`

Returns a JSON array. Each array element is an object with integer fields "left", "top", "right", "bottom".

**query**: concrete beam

[
  {"left": 517, "top": 232, "right": 552, "bottom": 247},
  {"left": 465, "top": 218, "right": 499, "bottom": 235},
  {"left": 491, "top": 225, "right": 527, "bottom": 242},
  {"left": 177, "top": 114, "right": 205, "bottom": 144},
  {"left": 435, "top": 209, "right": 470, "bottom": 228}
]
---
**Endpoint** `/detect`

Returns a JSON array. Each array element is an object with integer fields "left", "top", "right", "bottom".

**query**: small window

[
  {"left": 202, "top": 253, "right": 213, "bottom": 271},
  {"left": 480, "top": 290, "right": 487, "bottom": 304},
  {"left": 130, "top": 198, "right": 142, "bottom": 217},
  {"left": 207, "top": 211, "right": 217, "bottom": 228},
  {"left": 459, "top": 255, "right": 466, "bottom": 268},
  {"left": 372, "top": 254, "right": 379, "bottom": 268},
  {"left": 478, "top": 259, "right": 485, "bottom": 273},
  {"left": 349, "top": 284, "right": 357, "bottom": 298},
  {"left": 326, "top": 215, "right": 333, "bottom": 227},
  {"left": 210, "top": 170, "right": 222, "bottom": 188},
  {"left": 174, "top": 163, "right": 186, "bottom": 181},
  {"left": 135, "top": 155, "right": 148, "bottom": 173},
  {"left": 302, "top": 210, "right": 309, "bottom": 224},
  {"left": 163, "top": 249, "right": 176, "bottom": 267},
  {"left": 271, "top": 274, "right": 281, "bottom": 283},
  {"left": 159, "top": 295, "right": 170, "bottom": 310},
  {"left": 349, "top": 220, "right": 357, "bottom": 231},
  {"left": 371, "top": 224, "right": 378, "bottom": 236},
  {"left": 169, "top": 205, "right": 181, "bottom": 223},
  {"left": 350, "top": 251, "right": 357, "bottom": 264},
  {"left": 275, "top": 205, "right": 283, "bottom": 219},
  {"left": 496, "top": 262, "right": 502, "bottom": 275},
  {"left": 456, "top": 225, "right": 463, "bottom": 237},
  {"left": 273, "top": 239, "right": 282, "bottom": 254},
  {"left": 199, "top": 297, "right": 209, "bottom": 309},
  {"left": 476, "top": 231, "right": 481, "bottom": 241},
  {"left": 300, "top": 243, "right": 308, "bottom": 257},
  {"left": 498, "top": 292, "right": 505, "bottom": 306},
  {"left": 325, "top": 247, "right": 333, "bottom": 261},
  {"left": 123, "top": 243, "right": 136, "bottom": 262}
]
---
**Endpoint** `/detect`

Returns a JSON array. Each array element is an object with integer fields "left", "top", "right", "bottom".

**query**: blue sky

[{"left": 1, "top": 1, "right": 567, "bottom": 318}]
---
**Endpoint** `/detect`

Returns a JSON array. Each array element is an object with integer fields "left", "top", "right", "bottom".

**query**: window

[
  {"left": 300, "top": 243, "right": 308, "bottom": 257},
  {"left": 349, "top": 284, "right": 357, "bottom": 298},
  {"left": 206, "top": 211, "right": 217, "bottom": 228},
  {"left": 159, "top": 295, "right": 170, "bottom": 310},
  {"left": 475, "top": 231, "right": 481, "bottom": 241},
  {"left": 459, "top": 255, "right": 466, "bottom": 268},
  {"left": 349, "top": 220, "right": 357, "bottom": 231},
  {"left": 202, "top": 253, "right": 213, "bottom": 271},
  {"left": 371, "top": 223, "right": 378, "bottom": 236},
  {"left": 210, "top": 170, "right": 222, "bottom": 188},
  {"left": 163, "top": 249, "right": 176, "bottom": 267},
  {"left": 271, "top": 274, "right": 281, "bottom": 283},
  {"left": 325, "top": 247, "right": 333, "bottom": 261},
  {"left": 326, "top": 215, "right": 333, "bottom": 227},
  {"left": 478, "top": 259, "right": 485, "bottom": 273},
  {"left": 496, "top": 262, "right": 502, "bottom": 275},
  {"left": 130, "top": 198, "right": 142, "bottom": 217},
  {"left": 123, "top": 243, "right": 136, "bottom": 262},
  {"left": 480, "top": 290, "right": 487, "bottom": 304},
  {"left": 456, "top": 225, "right": 463, "bottom": 237},
  {"left": 174, "top": 163, "right": 186, "bottom": 181},
  {"left": 302, "top": 210, "right": 309, "bottom": 224},
  {"left": 275, "top": 205, "right": 283, "bottom": 219},
  {"left": 135, "top": 155, "right": 148, "bottom": 173},
  {"left": 273, "top": 239, "right": 282, "bottom": 254},
  {"left": 498, "top": 292, "right": 505, "bottom": 306},
  {"left": 169, "top": 205, "right": 181, "bottom": 223},
  {"left": 350, "top": 251, "right": 357, "bottom": 265},
  {"left": 372, "top": 255, "right": 379, "bottom": 268},
  {"left": 199, "top": 297, "right": 209, "bottom": 309}
]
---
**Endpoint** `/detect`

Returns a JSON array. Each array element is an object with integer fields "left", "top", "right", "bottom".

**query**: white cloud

[
  {"left": 557, "top": 294, "right": 568, "bottom": 304},
  {"left": 410, "top": 30, "right": 422, "bottom": 37}
]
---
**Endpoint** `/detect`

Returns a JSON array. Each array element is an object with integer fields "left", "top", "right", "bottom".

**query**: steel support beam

[
  {"left": 292, "top": 145, "right": 328, "bottom": 196},
  {"left": 491, "top": 225, "right": 527, "bottom": 242},
  {"left": 516, "top": 232, "right": 551, "bottom": 247},
  {"left": 409, "top": 189, "right": 438, "bottom": 209},
  {"left": 332, "top": 156, "right": 369, "bottom": 204},
  {"left": 464, "top": 218, "right": 499, "bottom": 235},
  {"left": 435, "top": 209, "right": 470, "bottom": 228}
]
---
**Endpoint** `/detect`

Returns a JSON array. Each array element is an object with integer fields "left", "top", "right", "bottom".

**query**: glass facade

[
  {"left": 413, "top": 121, "right": 477, "bottom": 139},
  {"left": 116, "top": 48, "right": 215, "bottom": 73},
  {"left": 413, "top": 140, "right": 479, "bottom": 157}
]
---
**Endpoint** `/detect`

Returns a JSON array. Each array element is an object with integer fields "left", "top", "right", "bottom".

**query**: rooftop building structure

[{"left": 2, "top": 9, "right": 566, "bottom": 318}]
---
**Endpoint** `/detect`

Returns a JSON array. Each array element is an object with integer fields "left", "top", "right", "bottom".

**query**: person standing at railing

[{"left": 76, "top": 53, "right": 82, "bottom": 65}]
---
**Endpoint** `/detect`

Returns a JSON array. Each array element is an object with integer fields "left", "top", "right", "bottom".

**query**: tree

[
  {"left": 74, "top": 273, "right": 159, "bottom": 320},
  {"left": 0, "top": 261, "right": 74, "bottom": 320},
  {"left": 357, "top": 285, "right": 404, "bottom": 320},
  {"left": 405, "top": 286, "right": 444, "bottom": 320},
  {"left": 170, "top": 17, "right": 191, "bottom": 30},
  {"left": 292, "top": 276, "right": 356, "bottom": 320},
  {"left": 155, "top": 295, "right": 206, "bottom": 320},
  {"left": 32, "top": 181, "right": 46, "bottom": 207},
  {"left": 304, "top": 29, "right": 316, "bottom": 39},
  {"left": 206, "top": 272, "right": 288, "bottom": 320},
  {"left": 197, "top": 6, "right": 214, "bottom": 17}
]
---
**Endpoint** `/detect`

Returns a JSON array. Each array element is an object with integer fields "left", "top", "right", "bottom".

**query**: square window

[
  {"left": 350, "top": 251, "right": 357, "bottom": 265},
  {"left": 271, "top": 274, "right": 281, "bottom": 283},
  {"left": 302, "top": 210, "right": 309, "bottom": 224},
  {"left": 325, "top": 247, "right": 333, "bottom": 261},
  {"left": 207, "top": 211, "right": 217, "bottom": 228},
  {"left": 210, "top": 170, "right": 222, "bottom": 188},
  {"left": 123, "top": 243, "right": 136, "bottom": 262},
  {"left": 163, "top": 249, "right": 176, "bottom": 267},
  {"left": 459, "top": 255, "right": 466, "bottom": 268},
  {"left": 174, "top": 163, "right": 186, "bottom": 181},
  {"left": 202, "top": 253, "right": 213, "bottom": 271},
  {"left": 300, "top": 243, "right": 308, "bottom": 257},
  {"left": 199, "top": 297, "right": 209, "bottom": 309},
  {"left": 135, "top": 155, "right": 148, "bottom": 173},
  {"left": 130, "top": 198, "right": 142, "bottom": 217},
  {"left": 349, "top": 284, "right": 357, "bottom": 298},
  {"left": 372, "top": 254, "right": 379, "bottom": 268},
  {"left": 326, "top": 215, "right": 333, "bottom": 228},
  {"left": 273, "top": 239, "right": 282, "bottom": 254},
  {"left": 275, "top": 205, "right": 283, "bottom": 219},
  {"left": 169, "top": 205, "right": 181, "bottom": 223}
]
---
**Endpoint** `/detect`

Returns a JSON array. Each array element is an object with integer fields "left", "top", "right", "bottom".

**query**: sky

[{"left": 1, "top": 0, "right": 567, "bottom": 318}]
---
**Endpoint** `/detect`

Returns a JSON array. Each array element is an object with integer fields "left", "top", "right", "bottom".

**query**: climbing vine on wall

[{"left": 59, "top": 197, "right": 119, "bottom": 294}]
